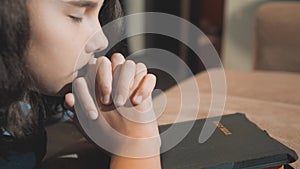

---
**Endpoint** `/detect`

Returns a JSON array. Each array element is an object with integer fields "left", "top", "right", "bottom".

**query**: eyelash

[{"left": 69, "top": 15, "right": 83, "bottom": 23}]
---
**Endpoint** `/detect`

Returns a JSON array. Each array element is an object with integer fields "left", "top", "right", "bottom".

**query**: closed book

[{"left": 159, "top": 113, "right": 298, "bottom": 169}]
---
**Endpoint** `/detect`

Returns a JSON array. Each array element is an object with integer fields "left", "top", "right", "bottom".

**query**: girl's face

[{"left": 26, "top": 0, "right": 108, "bottom": 96}]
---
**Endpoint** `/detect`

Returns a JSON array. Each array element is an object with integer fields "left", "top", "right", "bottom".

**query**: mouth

[
  {"left": 57, "top": 56, "right": 96, "bottom": 96},
  {"left": 73, "top": 55, "right": 96, "bottom": 79},
  {"left": 76, "top": 64, "right": 89, "bottom": 77}
]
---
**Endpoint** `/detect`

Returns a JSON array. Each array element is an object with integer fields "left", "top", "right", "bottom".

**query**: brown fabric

[
  {"left": 255, "top": 2, "right": 300, "bottom": 73},
  {"left": 45, "top": 122, "right": 84, "bottom": 160},
  {"left": 44, "top": 123, "right": 110, "bottom": 169},
  {"left": 196, "top": 70, "right": 300, "bottom": 105}
]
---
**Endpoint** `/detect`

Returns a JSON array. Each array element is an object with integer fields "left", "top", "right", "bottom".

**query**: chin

[
  {"left": 41, "top": 83, "right": 72, "bottom": 97},
  {"left": 56, "top": 83, "right": 73, "bottom": 96}
]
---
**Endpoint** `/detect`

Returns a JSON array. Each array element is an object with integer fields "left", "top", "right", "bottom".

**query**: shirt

[{"left": 0, "top": 101, "right": 74, "bottom": 169}]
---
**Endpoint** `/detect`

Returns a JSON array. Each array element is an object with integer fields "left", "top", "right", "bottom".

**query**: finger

[
  {"left": 86, "top": 58, "right": 98, "bottom": 83},
  {"left": 111, "top": 53, "right": 125, "bottom": 73},
  {"left": 112, "top": 60, "right": 136, "bottom": 106},
  {"left": 96, "top": 57, "right": 112, "bottom": 105},
  {"left": 131, "top": 62, "right": 148, "bottom": 93},
  {"left": 132, "top": 74, "right": 157, "bottom": 105},
  {"left": 64, "top": 93, "right": 75, "bottom": 111},
  {"left": 73, "top": 77, "right": 98, "bottom": 120}
]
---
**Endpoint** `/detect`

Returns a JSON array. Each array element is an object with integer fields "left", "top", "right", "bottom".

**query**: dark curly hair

[{"left": 0, "top": 0, "right": 123, "bottom": 151}]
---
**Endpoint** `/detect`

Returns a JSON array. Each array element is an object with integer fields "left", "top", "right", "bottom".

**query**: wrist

[{"left": 112, "top": 133, "right": 161, "bottom": 158}]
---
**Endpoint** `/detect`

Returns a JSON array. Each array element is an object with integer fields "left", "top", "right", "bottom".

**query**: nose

[{"left": 85, "top": 27, "right": 109, "bottom": 54}]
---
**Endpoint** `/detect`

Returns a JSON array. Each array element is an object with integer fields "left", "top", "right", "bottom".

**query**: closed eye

[{"left": 69, "top": 15, "right": 83, "bottom": 23}]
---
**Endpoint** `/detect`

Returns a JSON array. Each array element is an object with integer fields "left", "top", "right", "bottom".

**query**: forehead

[
  {"left": 62, "top": 0, "right": 99, "bottom": 2},
  {"left": 61, "top": 0, "right": 102, "bottom": 4},
  {"left": 61, "top": 0, "right": 102, "bottom": 7}
]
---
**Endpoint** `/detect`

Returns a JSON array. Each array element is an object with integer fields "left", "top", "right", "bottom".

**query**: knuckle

[
  {"left": 124, "top": 60, "right": 136, "bottom": 67},
  {"left": 118, "top": 83, "right": 129, "bottom": 92},
  {"left": 136, "top": 63, "right": 147, "bottom": 75},
  {"left": 101, "top": 85, "right": 111, "bottom": 94},
  {"left": 137, "top": 62, "right": 147, "bottom": 69},
  {"left": 147, "top": 73, "right": 157, "bottom": 82},
  {"left": 111, "top": 53, "right": 124, "bottom": 61},
  {"left": 115, "top": 84, "right": 130, "bottom": 96},
  {"left": 97, "top": 56, "right": 110, "bottom": 65},
  {"left": 142, "top": 90, "right": 151, "bottom": 98},
  {"left": 97, "top": 56, "right": 106, "bottom": 63},
  {"left": 137, "top": 86, "right": 151, "bottom": 97},
  {"left": 74, "top": 77, "right": 86, "bottom": 86},
  {"left": 83, "top": 103, "right": 94, "bottom": 111}
]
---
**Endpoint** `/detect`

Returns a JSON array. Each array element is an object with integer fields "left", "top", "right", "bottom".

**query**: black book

[{"left": 159, "top": 113, "right": 298, "bottom": 169}]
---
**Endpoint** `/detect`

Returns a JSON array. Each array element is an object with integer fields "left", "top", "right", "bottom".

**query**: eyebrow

[{"left": 65, "top": 0, "right": 99, "bottom": 8}]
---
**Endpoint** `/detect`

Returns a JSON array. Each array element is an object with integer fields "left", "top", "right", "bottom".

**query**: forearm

[{"left": 110, "top": 154, "right": 161, "bottom": 169}]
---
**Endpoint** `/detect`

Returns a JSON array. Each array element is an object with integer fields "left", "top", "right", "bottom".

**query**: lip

[
  {"left": 73, "top": 55, "right": 96, "bottom": 79},
  {"left": 78, "top": 54, "right": 95, "bottom": 69}
]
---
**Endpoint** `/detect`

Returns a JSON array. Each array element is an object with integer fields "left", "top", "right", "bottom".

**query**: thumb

[{"left": 64, "top": 93, "right": 75, "bottom": 112}]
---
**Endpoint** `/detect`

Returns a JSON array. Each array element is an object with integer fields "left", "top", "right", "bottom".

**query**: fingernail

[
  {"left": 115, "top": 95, "right": 125, "bottom": 106},
  {"left": 134, "top": 96, "right": 143, "bottom": 104},
  {"left": 88, "top": 111, "right": 98, "bottom": 120},
  {"left": 102, "top": 95, "right": 110, "bottom": 104}
]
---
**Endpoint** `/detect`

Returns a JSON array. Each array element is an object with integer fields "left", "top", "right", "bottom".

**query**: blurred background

[{"left": 117, "top": 0, "right": 300, "bottom": 90}]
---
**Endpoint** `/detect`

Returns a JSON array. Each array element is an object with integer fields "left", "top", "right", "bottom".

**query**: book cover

[{"left": 159, "top": 113, "right": 298, "bottom": 169}]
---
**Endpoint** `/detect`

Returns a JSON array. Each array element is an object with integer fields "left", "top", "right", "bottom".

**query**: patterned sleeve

[{"left": 0, "top": 101, "right": 47, "bottom": 169}]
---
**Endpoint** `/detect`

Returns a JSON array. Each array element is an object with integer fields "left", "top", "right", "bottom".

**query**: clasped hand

[{"left": 65, "top": 53, "right": 159, "bottom": 141}]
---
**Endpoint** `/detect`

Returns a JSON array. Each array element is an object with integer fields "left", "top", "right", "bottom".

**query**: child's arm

[
  {"left": 70, "top": 112, "right": 162, "bottom": 169},
  {"left": 110, "top": 155, "right": 162, "bottom": 169},
  {"left": 65, "top": 54, "right": 162, "bottom": 168}
]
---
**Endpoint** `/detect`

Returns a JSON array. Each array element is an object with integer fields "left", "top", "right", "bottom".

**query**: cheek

[{"left": 27, "top": 4, "right": 87, "bottom": 94}]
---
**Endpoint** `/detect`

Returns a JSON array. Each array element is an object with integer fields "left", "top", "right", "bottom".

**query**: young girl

[{"left": 0, "top": 0, "right": 161, "bottom": 168}]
